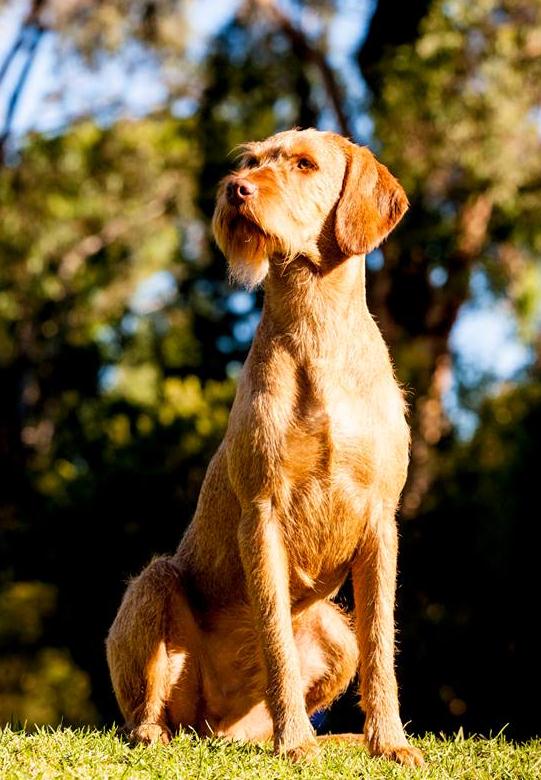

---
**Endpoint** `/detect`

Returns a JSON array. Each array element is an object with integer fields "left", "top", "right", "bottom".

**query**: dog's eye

[
  {"left": 296, "top": 157, "right": 316, "bottom": 171},
  {"left": 243, "top": 156, "right": 259, "bottom": 169}
]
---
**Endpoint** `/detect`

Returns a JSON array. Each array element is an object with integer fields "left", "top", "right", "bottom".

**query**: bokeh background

[{"left": 1, "top": 0, "right": 540, "bottom": 739}]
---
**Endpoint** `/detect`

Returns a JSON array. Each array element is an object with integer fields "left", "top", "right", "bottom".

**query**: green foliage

[
  {"left": 0, "top": 0, "right": 190, "bottom": 62},
  {"left": 0, "top": 115, "right": 237, "bottom": 726},
  {"left": 0, "top": 583, "right": 96, "bottom": 726},
  {"left": 374, "top": 0, "right": 541, "bottom": 337},
  {"left": 381, "top": 2, "right": 541, "bottom": 197},
  {"left": 0, "top": 117, "right": 196, "bottom": 363}
]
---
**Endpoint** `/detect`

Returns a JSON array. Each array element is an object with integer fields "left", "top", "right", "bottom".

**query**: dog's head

[{"left": 212, "top": 128, "right": 408, "bottom": 289}]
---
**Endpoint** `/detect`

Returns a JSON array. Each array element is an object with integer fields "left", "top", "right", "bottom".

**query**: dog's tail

[{"left": 106, "top": 556, "right": 185, "bottom": 743}]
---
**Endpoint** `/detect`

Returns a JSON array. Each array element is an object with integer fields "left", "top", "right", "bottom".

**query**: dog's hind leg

[
  {"left": 213, "top": 600, "right": 359, "bottom": 744},
  {"left": 299, "top": 601, "right": 359, "bottom": 716},
  {"left": 106, "top": 556, "right": 199, "bottom": 744}
]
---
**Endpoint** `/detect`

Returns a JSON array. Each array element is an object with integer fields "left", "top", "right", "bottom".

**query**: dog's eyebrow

[
  {"left": 290, "top": 147, "right": 317, "bottom": 160},
  {"left": 229, "top": 142, "right": 261, "bottom": 162},
  {"left": 262, "top": 146, "right": 319, "bottom": 163},
  {"left": 231, "top": 142, "right": 319, "bottom": 166}
]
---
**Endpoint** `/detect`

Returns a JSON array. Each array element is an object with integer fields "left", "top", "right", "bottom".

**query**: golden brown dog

[{"left": 106, "top": 128, "right": 424, "bottom": 767}]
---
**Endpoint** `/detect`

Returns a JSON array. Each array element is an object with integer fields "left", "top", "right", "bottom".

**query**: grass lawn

[{"left": 1, "top": 727, "right": 539, "bottom": 779}]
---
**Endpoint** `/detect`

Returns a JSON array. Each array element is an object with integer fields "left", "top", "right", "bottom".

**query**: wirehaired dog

[{"left": 106, "top": 128, "right": 424, "bottom": 767}]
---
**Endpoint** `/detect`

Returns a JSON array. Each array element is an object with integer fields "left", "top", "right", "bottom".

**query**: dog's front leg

[
  {"left": 352, "top": 510, "right": 424, "bottom": 767},
  {"left": 238, "top": 500, "right": 317, "bottom": 761}
]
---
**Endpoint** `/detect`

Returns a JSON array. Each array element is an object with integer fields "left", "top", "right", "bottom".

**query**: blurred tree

[
  {"left": 0, "top": 116, "right": 237, "bottom": 722},
  {"left": 398, "top": 365, "right": 541, "bottom": 737},
  {"left": 0, "top": 0, "right": 540, "bottom": 736},
  {"left": 0, "top": 581, "right": 97, "bottom": 726},
  {"left": 359, "top": 0, "right": 541, "bottom": 513}
]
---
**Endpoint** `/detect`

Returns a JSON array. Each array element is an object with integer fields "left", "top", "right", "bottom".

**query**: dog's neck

[
  {"left": 264, "top": 253, "right": 368, "bottom": 324},
  {"left": 261, "top": 253, "right": 372, "bottom": 358}
]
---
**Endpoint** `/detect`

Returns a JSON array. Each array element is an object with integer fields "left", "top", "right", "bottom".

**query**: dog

[{"left": 106, "top": 128, "right": 424, "bottom": 767}]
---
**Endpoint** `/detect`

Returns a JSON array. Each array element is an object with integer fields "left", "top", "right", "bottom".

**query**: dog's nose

[{"left": 226, "top": 179, "right": 257, "bottom": 206}]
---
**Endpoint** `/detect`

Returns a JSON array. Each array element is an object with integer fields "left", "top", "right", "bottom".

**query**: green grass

[{"left": 1, "top": 727, "right": 540, "bottom": 779}]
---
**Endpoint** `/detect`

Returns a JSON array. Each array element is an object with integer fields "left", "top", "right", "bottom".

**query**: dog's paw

[
  {"left": 130, "top": 722, "right": 171, "bottom": 745},
  {"left": 275, "top": 722, "right": 319, "bottom": 763},
  {"left": 283, "top": 738, "right": 320, "bottom": 763},
  {"left": 373, "top": 744, "right": 425, "bottom": 767}
]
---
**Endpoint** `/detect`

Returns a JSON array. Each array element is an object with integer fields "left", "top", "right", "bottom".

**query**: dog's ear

[{"left": 334, "top": 143, "right": 408, "bottom": 256}]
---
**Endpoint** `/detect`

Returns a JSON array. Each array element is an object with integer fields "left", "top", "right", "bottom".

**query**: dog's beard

[
  {"left": 212, "top": 176, "right": 302, "bottom": 289},
  {"left": 212, "top": 208, "right": 272, "bottom": 290}
]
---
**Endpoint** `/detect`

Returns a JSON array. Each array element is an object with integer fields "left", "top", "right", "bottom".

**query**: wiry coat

[{"left": 106, "top": 128, "right": 424, "bottom": 767}]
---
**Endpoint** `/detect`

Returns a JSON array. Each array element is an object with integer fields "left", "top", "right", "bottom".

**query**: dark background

[{"left": 0, "top": 0, "right": 540, "bottom": 739}]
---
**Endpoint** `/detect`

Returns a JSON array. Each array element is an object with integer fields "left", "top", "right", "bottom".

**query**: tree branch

[
  {"left": 0, "top": 0, "right": 48, "bottom": 161},
  {"left": 248, "top": 0, "right": 354, "bottom": 139},
  {"left": 400, "top": 193, "right": 494, "bottom": 517},
  {"left": 0, "top": 29, "right": 25, "bottom": 88}
]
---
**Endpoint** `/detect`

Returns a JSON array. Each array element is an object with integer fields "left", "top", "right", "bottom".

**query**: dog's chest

[
  {"left": 277, "top": 375, "right": 408, "bottom": 591},
  {"left": 282, "top": 376, "right": 402, "bottom": 484}
]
